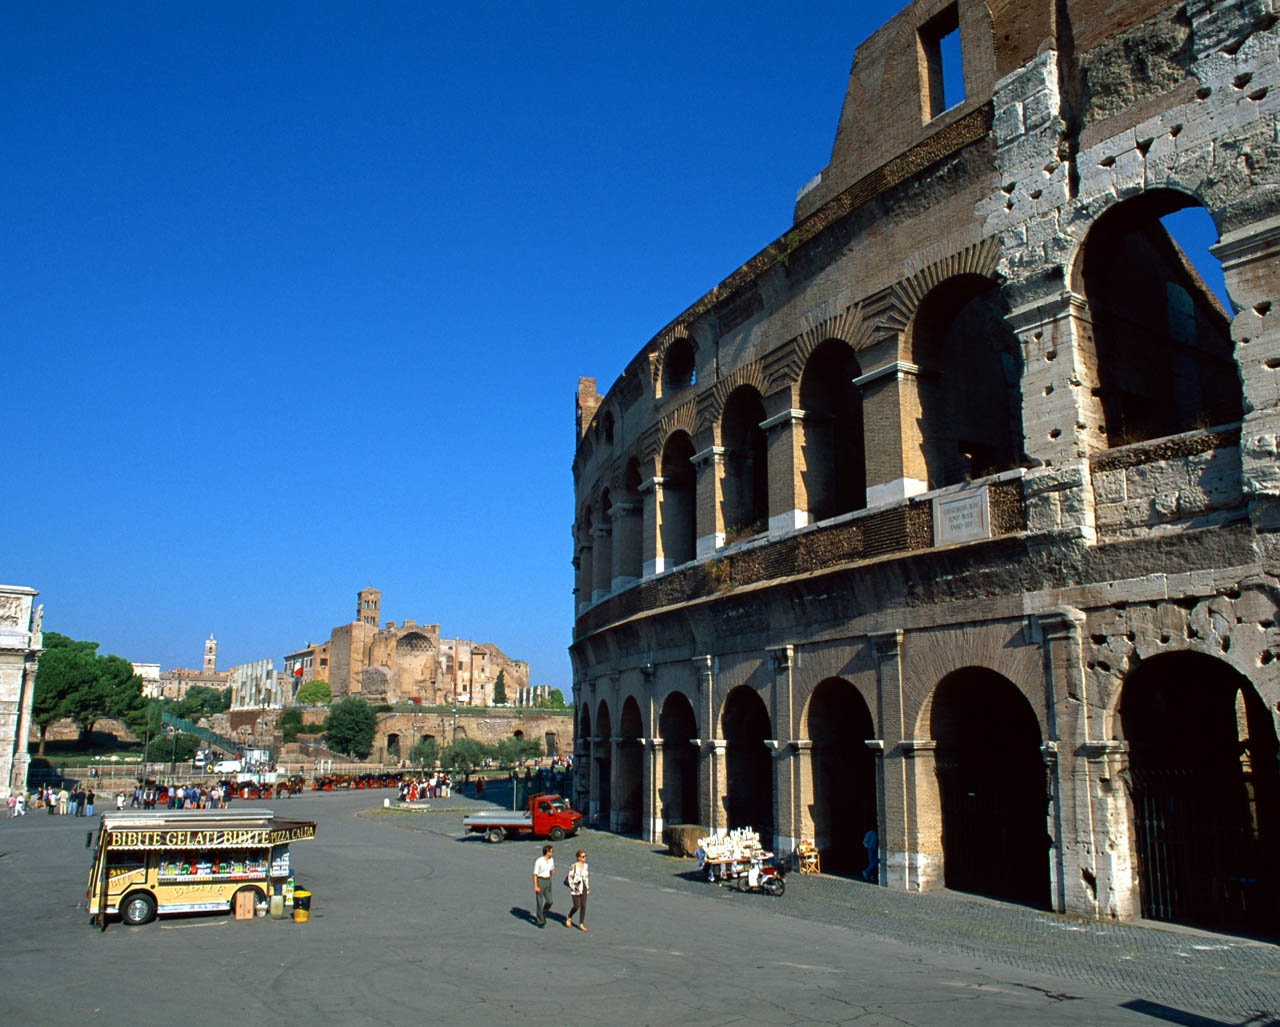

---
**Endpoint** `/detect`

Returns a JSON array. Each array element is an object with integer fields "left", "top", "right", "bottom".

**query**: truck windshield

[{"left": 549, "top": 798, "right": 571, "bottom": 813}]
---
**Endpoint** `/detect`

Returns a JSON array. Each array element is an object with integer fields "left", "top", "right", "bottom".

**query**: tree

[
  {"left": 492, "top": 669, "right": 508, "bottom": 706},
  {"left": 534, "top": 688, "right": 567, "bottom": 709},
  {"left": 174, "top": 685, "right": 230, "bottom": 719},
  {"left": 34, "top": 632, "right": 145, "bottom": 746},
  {"left": 279, "top": 708, "right": 304, "bottom": 743},
  {"left": 31, "top": 632, "right": 90, "bottom": 754},
  {"left": 295, "top": 679, "right": 331, "bottom": 706},
  {"left": 146, "top": 731, "right": 201, "bottom": 764},
  {"left": 324, "top": 696, "right": 376, "bottom": 759},
  {"left": 441, "top": 737, "right": 489, "bottom": 772},
  {"left": 409, "top": 737, "right": 438, "bottom": 767}
]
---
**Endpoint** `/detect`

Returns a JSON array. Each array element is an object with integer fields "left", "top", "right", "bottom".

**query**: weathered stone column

[
  {"left": 592, "top": 523, "right": 613, "bottom": 603},
  {"left": 608, "top": 735, "right": 623, "bottom": 832},
  {"left": 854, "top": 362, "right": 927, "bottom": 506},
  {"left": 872, "top": 630, "right": 913, "bottom": 890},
  {"left": 643, "top": 737, "right": 664, "bottom": 843},
  {"left": 1212, "top": 214, "right": 1280, "bottom": 532},
  {"left": 901, "top": 739, "right": 942, "bottom": 891},
  {"left": 1037, "top": 608, "right": 1087, "bottom": 916},
  {"left": 767, "top": 644, "right": 797, "bottom": 854},
  {"left": 789, "top": 739, "right": 813, "bottom": 844},
  {"left": 1082, "top": 739, "right": 1139, "bottom": 921},
  {"left": 0, "top": 588, "right": 40, "bottom": 801},
  {"left": 588, "top": 735, "right": 602, "bottom": 825},
  {"left": 692, "top": 445, "right": 726, "bottom": 557},
  {"left": 698, "top": 738, "right": 727, "bottom": 831},
  {"left": 609, "top": 501, "right": 642, "bottom": 592},
  {"left": 638, "top": 475, "right": 663, "bottom": 577},
  {"left": 761, "top": 409, "right": 809, "bottom": 536}
]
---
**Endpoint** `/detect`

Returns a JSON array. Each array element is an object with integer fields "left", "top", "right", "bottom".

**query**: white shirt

[{"left": 533, "top": 855, "right": 554, "bottom": 879}]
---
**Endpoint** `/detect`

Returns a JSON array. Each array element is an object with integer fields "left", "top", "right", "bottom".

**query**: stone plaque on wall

[{"left": 933, "top": 486, "right": 991, "bottom": 546}]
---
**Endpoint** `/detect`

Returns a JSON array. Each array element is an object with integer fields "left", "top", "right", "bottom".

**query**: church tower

[
  {"left": 357, "top": 588, "right": 381, "bottom": 627},
  {"left": 204, "top": 634, "right": 217, "bottom": 673}
]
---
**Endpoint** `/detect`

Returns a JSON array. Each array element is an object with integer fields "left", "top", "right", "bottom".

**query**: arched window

[
  {"left": 663, "top": 337, "right": 696, "bottom": 395},
  {"left": 659, "top": 432, "right": 696, "bottom": 567},
  {"left": 1077, "top": 193, "right": 1239, "bottom": 446},
  {"left": 720, "top": 387, "right": 768, "bottom": 540},
  {"left": 799, "top": 340, "right": 866, "bottom": 520}
]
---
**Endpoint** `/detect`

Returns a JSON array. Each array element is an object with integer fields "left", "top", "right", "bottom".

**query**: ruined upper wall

[{"left": 794, "top": 0, "right": 1178, "bottom": 222}]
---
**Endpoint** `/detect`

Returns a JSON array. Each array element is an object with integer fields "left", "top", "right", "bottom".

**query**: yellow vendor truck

[{"left": 86, "top": 809, "right": 316, "bottom": 927}]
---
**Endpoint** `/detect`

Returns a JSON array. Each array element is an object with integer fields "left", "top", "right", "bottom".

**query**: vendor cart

[{"left": 696, "top": 827, "right": 786, "bottom": 896}]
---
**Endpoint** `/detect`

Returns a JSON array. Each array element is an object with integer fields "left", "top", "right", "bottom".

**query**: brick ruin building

[
  {"left": 287, "top": 588, "right": 529, "bottom": 706},
  {"left": 570, "top": 0, "right": 1280, "bottom": 935}
]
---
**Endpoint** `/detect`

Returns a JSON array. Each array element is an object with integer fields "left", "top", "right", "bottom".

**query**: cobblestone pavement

[
  {"left": 5, "top": 786, "right": 1278, "bottom": 1026},
  {"left": 406, "top": 788, "right": 1280, "bottom": 1025}
]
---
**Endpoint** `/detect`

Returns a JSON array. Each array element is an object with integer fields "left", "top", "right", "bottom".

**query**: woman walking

[{"left": 565, "top": 849, "right": 590, "bottom": 932}]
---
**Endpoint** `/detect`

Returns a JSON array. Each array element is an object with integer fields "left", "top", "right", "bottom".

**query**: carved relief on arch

[
  {"left": 880, "top": 236, "right": 1004, "bottom": 342},
  {"left": 706, "top": 360, "right": 768, "bottom": 425},
  {"left": 764, "top": 303, "right": 869, "bottom": 393}
]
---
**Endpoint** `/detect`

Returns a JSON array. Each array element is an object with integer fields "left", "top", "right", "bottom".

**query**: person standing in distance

[{"left": 532, "top": 844, "right": 555, "bottom": 927}]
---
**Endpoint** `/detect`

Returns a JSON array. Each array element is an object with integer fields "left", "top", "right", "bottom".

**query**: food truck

[{"left": 86, "top": 809, "right": 316, "bottom": 927}]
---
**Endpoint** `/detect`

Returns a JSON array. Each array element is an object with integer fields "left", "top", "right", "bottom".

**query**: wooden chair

[{"left": 796, "top": 839, "right": 821, "bottom": 874}]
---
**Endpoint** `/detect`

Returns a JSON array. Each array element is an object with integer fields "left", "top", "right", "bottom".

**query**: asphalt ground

[{"left": 2, "top": 784, "right": 1277, "bottom": 1026}]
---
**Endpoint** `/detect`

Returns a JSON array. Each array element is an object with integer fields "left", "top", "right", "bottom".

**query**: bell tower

[
  {"left": 357, "top": 588, "right": 381, "bottom": 627},
  {"left": 204, "top": 634, "right": 217, "bottom": 673}
]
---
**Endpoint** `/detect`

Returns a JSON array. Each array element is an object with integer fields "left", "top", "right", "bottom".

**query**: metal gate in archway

[{"left": 1129, "top": 766, "right": 1264, "bottom": 932}]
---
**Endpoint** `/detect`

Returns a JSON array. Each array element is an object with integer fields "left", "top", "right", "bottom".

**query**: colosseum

[{"left": 570, "top": 0, "right": 1280, "bottom": 935}]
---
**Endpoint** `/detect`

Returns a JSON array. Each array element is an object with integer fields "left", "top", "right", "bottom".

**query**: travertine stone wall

[{"left": 0, "top": 587, "right": 40, "bottom": 800}]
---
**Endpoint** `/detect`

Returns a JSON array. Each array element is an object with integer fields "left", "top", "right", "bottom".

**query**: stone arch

[
  {"left": 1072, "top": 189, "right": 1239, "bottom": 447},
  {"left": 659, "top": 431, "right": 697, "bottom": 567},
  {"left": 1117, "top": 650, "right": 1279, "bottom": 934},
  {"left": 615, "top": 696, "right": 644, "bottom": 834},
  {"left": 385, "top": 732, "right": 400, "bottom": 760},
  {"left": 659, "top": 690, "right": 699, "bottom": 827},
  {"left": 595, "top": 699, "right": 613, "bottom": 825},
  {"left": 799, "top": 339, "right": 866, "bottom": 521},
  {"left": 656, "top": 332, "right": 697, "bottom": 399},
  {"left": 907, "top": 273, "right": 1024, "bottom": 488},
  {"left": 720, "top": 386, "right": 769, "bottom": 538},
  {"left": 927, "top": 667, "right": 1050, "bottom": 908},
  {"left": 802, "top": 677, "right": 876, "bottom": 874},
  {"left": 394, "top": 632, "right": 435, "bottom": 702},
  {"left": 721, "top": 685, "right": 773, "bottom": 838}
]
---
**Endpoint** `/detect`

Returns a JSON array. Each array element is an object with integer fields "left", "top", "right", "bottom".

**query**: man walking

[{"left": 532, "top": 844, "right": 555, "bottom": 928}]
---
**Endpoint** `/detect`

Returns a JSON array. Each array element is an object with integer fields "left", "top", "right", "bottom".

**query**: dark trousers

[
  {"left": 569, "top": 892, "right": 587, "bottom": 925},
  {"left": 534, "top": 880, "right": 553, "bottom": 925}
]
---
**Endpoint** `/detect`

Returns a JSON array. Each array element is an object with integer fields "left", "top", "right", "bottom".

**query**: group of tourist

[
  {"left": 8, "top": 784, "right": 96, "bottom": 817},
  {"left": 129, "top": 782, "right": 234, "bottom": 809},
  {"left": 398, "top": 772, "right": 451, "bottom": 802}
]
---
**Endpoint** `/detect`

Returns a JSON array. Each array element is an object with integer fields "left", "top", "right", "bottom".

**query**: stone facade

[
  {"left": 0, "top": 586, "right": 40, "bottom": 800},
  {"left": 293, "top": 588, "right": 529, "bottom": 706},
  {"left": 373, "top": 710, "right": 572, "bottom": 764},
  {"left": 571, "top": 0, "right": 1280, "bottom": 936},
  {"left": 227, "top": 657, "right": 288, "bottom": 710}
]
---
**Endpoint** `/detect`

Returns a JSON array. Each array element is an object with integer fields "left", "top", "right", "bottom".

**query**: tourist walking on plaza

[
  {"left": 565, "top": 849, "right": 589, "bottom": 932},
  {"left": 532, "top": 844, "right": 555, "bottom": 927}
]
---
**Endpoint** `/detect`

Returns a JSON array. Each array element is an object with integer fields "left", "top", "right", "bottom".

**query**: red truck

[{"left": 463, "top": 793, "right": 583, "bottom": 843}]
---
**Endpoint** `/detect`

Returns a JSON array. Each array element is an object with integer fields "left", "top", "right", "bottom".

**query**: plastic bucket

[{"left": 292, "top": 889, "right": 311, "bottom": 923}]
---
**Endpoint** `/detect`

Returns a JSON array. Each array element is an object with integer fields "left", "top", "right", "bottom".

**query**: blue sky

[{"left": 4, "top": 3, "right": 1227, "bottom": 691}]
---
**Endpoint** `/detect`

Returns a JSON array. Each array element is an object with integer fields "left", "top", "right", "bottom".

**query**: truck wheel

[
  {"left": 485, "top": 828, "right": 504, "bottom": 844},
  {"left": 549, "top": 826, "right": 566, "bottom": 841},
  {"left": 121, "top": 891, "right": 156, "bottom": 926}
]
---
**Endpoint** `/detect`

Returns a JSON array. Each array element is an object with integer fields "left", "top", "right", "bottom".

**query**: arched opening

[
  {"left": 663, "top": 336, "right": 696, "bottom": 395},
  {"left": 659, "top": 692, "right": 699, "bottom": 826},
  {"left": 910, "top": 275, "right": 1023, "bottom": 489},
  {"left": 615, "top": 458, "right": 644, "bottom": 582},
  {"left": 720, "top": 387, "right": 768, "bottom": 540},
  {"left": 616, "top": 697, "right": 644, "bottom": 834},
  {"left": 806, "top": 678, "right": 876, "bottom": 874},
  {"left": 659, "top": 432, "right": 696, "bottom": 567},
  {"left": 930, "top": 668, "right": 1049, "bottom": 907},
  {"left": 1119, "top": 652, "right": 1280, "bottom": 934},
  {"left": 602, "top": 409, "right": 615, "bottom": 445},
  {"left": 385, "top": 733, "right": 400, "bottom": 760},
  {"left": 1076, "top": 192, "right": 1239, "bottom": 446},
  {"left": 595, "top": 700, "right": 613, "bottom": 825},
  {"left": 722, "top": 686, "right": 773, "bottom": 839},
  {"left": 577, "top": 508, "right": 594, "bottom": 607},
  {"left": 799, "top": 340, "right": 866, "bottom": 521},
  {"left": 594, "top": 488, "right": 613, "bottom": 600},
  {"left": 513, "top": 729, "right": 524, "bottom": 740}
]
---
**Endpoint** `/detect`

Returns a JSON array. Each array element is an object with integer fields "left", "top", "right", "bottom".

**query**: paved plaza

[{"left": 2, "top": 785, "right": 1277, "bottom": 1026}]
